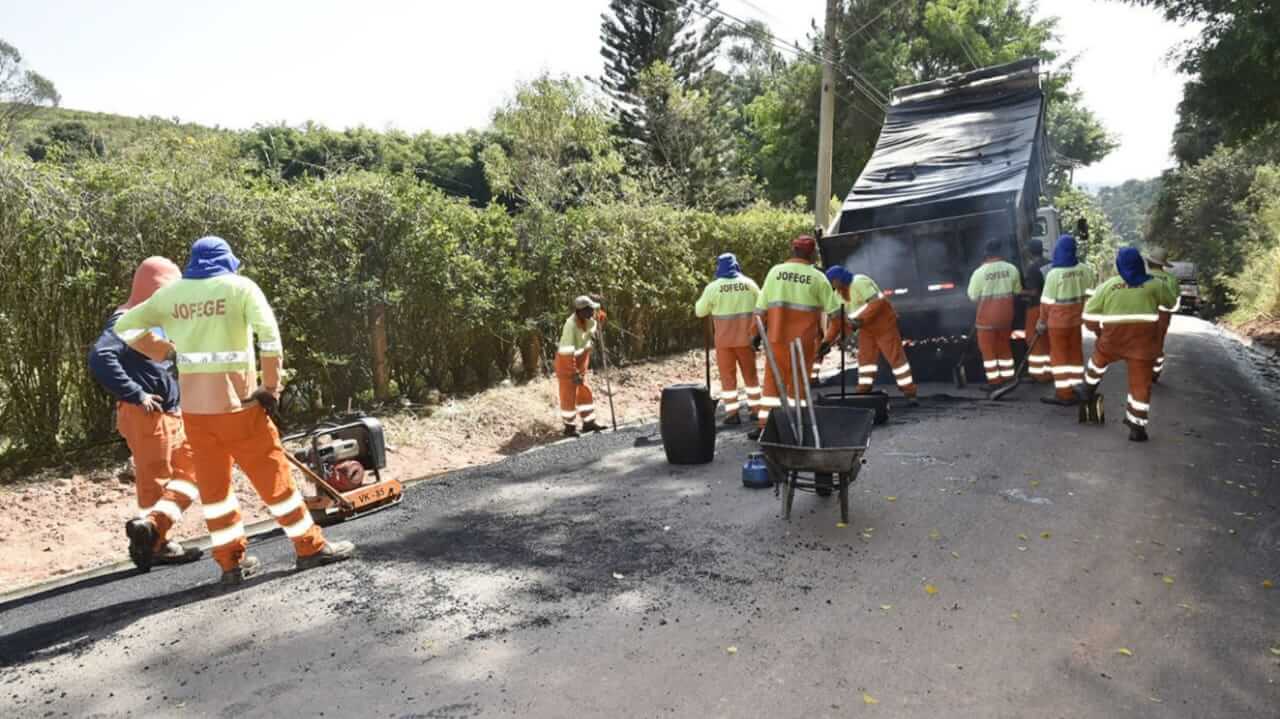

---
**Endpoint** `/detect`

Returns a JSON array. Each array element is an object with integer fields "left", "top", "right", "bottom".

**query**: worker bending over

[
  {"left": 1021, "top": 239, "right": 1051, "bottom": 384},
  {"left": 694, "top": 253, "right": 761, "bottom": 425},
  {"left": 750, "top": 236, "right": 841, "bottom": 441},
  {"left": 1037, "top": 235, "right": 1095, "bottom": 405},
  {"left": 88, "top": 257, "right": 202, "bottom": 571},
  {"left": 115, "top": 236, "right": 354, "bottom": 584},
  {"left": 967, "top": 239, "right": 1023, "bottom": 390},
  {"left": 1144, "top": 247, "right": 1179, "bottom": 382},
  {"left": 820, "top": 267, "right": 917, "bottom": 403},
  {"left": 1081, "top": 247, "right": 1177, "bottom": 442},
  {"left": 556, "top": 295, "right": 607, "bottom": 437}
]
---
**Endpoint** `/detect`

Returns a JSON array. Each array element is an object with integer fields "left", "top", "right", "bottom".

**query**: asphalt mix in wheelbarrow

[{"left": 4, "top": 318, "right": 1280, "bottom": 717}]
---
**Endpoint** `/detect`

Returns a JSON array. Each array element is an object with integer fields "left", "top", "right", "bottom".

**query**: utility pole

[{"left": 814, "top": 0, "right": 839, "bottom": 235}]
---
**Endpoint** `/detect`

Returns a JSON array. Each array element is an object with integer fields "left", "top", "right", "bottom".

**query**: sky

[{"left": 3, "top": 0, "right": 1199, "bottom": 186}]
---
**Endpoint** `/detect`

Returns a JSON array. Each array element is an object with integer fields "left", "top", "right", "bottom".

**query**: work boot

[
  {"left": 581, "top": 420, "right": 606, "bottom": 433},
  {"left": 1124, "top": 419, "right": 1149, "bottom": 443},
  {"left": 563, "top": 425, "right": 579, "bottom": 438},
  {"left": 722, "top": 413, "right": 742, "bottom": 426},
  {"left": 126, "top": 518, "right": 158, "bottom": 572},
  {"left": 154, "top": 540, "right": 202, "bottom": 565},
  {"left": 1040, "top": 396, "right": 1080, "bottom": 407},
  {"left": 220, "top": 555, "right": 262, "bottom": 586},
  {"left": 296, "top": 540, "right": 356, "bottom": 571}
]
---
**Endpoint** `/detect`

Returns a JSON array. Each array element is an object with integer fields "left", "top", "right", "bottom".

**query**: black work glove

[
  {"left": 250, "top": 387, "right": 282, "bottom": 427},
  {"left": 751, "top": 335, "right": 763, "bottom": 352},
  {"left": 818, "top": 341, "right": 832, "bottom": 358},
  {"left": 850, "top": 318, "right": 863, "bottom": 331},
  {"left": 572, "top": 373, "right": 584, "bottom": 386}
]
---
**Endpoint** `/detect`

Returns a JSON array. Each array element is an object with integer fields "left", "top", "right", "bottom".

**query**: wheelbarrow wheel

[
  {"left": 782, "top": 472, "right": 796, "bottom": 520},
  {"left": 838, "top": 473, "right": 850, "bottom": 525},
  {"left": 815, "top": 473, "right": 833, "bottom": 498},
  {"left": 1095, "top": 394, "right": 1105, "bottom": 424}
]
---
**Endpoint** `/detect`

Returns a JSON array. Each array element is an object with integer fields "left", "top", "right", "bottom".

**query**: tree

[
  {"left": 0, "top": 39, "right": 60, "bottom": 147},
  {"left": 599, "top": 0, "right": 723, "bottom": 144},
  {"left": 632, "top": 62, "right": 756, "bottom": 208},
  {"left": 1123, "top": 1, "right": 1280, "bottom": 155},
  {"left": 24, "top": 121, "right": 107, "bottom": 163},
  {"left": 1094, "top": 177, "right": 1163, "bottom": 246},
  {"left": 481, "top": 74, "right": 625, "bottom": 212}
]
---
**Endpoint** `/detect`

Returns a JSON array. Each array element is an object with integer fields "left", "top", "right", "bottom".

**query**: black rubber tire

[
  {"left": 659, "top": 384, "right": 716, "bottom": 464},
  {"left": 815, "top": 473, "right": 834, "bottom": 497}
]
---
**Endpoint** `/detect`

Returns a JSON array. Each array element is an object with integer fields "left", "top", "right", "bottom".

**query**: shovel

[{"left": 594, "top": 327, "right": 618, "bottom": 432}]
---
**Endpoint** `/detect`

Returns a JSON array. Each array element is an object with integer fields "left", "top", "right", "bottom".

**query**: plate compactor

[{"left": 283, "top": 417, "right": 403, "bottom": 525}]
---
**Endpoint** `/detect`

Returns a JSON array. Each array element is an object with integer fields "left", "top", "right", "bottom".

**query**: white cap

[{"left": 573, "top": 295, "right": 599, "bottom": 310}]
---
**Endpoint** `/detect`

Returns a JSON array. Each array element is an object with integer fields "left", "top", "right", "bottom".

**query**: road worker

[
  {"left": 1037, "top": 235, "right": 1096, "bottom": 406},
  {"left": 967, "top": 238, "right": 1022, "bottom": 391},
  {"left": 819, "top": 266, "right": 917, "bottom": 404},
  {"left": 1081, "top": 247, "right": 1177, "bottom": 442},
  {"left": 694, "top": 253, "right": 761, "bottom": 425},
  {"left": 556, "top": 295, "right": 607, "bottom": 437},
  {"left": 114, "top": 236, "right": 354, "bottom": 585},
  {"left": 1021, "top": 239, "right": 1052, "bottom": 384},
  {"left": 1144, "top": 246, "right": 1180, "bottom": 382},
  {"left": 750, "top": 236, "right": 841, "bottom": 441},
  {"left": 88, "top": 257, "right": 202, "bottom": 571}
]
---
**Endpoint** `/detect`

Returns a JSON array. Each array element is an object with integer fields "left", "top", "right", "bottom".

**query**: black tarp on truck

[{"left": 819, "top": 58, "right": 1049, "bottom": 380}]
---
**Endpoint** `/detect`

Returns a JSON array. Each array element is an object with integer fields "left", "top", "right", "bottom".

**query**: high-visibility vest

[
  {"left": 1041, "top": 264, "right": 1097, "bottom": 328},
  {"left": 558, "top": 314, "right": 596, "bottom": 357},
  {"left": 1149, "top": 268, "right": 1181, "bottom": 312},
  {"left": 114, "top": 274, "right": 282, "bottom": 376},
  {"left": 967, "top": 259, "right": 1022, "bottom": 330},
  {"left": 754, "top": 259, "right": 840, "bottom": 344},
  {"left": 695, "top": 275, "right": 760, "bottom": 348},
  {"left": 1083, "top": 276, "right": 1176, "bottom": 327}
]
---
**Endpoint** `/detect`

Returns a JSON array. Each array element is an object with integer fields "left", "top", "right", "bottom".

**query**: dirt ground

[
  {"left": 0, "top": 350, "right": 711, "bottom": 591},
  {"left": 1234, "top": 316, "right": 1280, "bottom": 354}
]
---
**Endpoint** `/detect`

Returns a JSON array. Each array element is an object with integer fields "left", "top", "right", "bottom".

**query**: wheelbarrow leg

[
  {"left": 782, "top": 471, "right": 796, "bottom": 521},
  {"left": 839, "top": 472, "right": 850, "bottom": 526}
]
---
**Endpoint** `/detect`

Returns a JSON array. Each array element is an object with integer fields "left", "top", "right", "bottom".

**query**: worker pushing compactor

[
  {"left": 556, "top": 295, "right": 608, "bottom": 437},
  {"left": 1080, "top": 247, "right": 1177, "bottom": 442},
  {"left": 694, "top": 253, "right": 761, "bottom": 425},
  {"left": 1144, "top": 247, "right": 1179, "bottom": 382},
  {"left": 1037, "top": 234, "right": 1095, "bottom": 406},
  {"left": 114, "top": 236, "right": 354, "bottom": 584},
  {"left": 750, "top": 236, "right": 841, "bottom": 441},
  {"left": 820, "top": 266, "right": 917, "bottom": 403},
  {"left": 88, "top": 257, "right": 202, "bottom": 571},
  {"left": 967, "top": 239, "right": 1023, "bottom": 390}
]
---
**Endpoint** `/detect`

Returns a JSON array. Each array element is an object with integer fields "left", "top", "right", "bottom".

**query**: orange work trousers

[
  {"left": 184, "top": 406, "right": 326, "bottom": 571},
  {"left": 1084, "top": 347, "right": 1155, "bottom": 429},
  {"left": 1047, "top": 326, "right": 1085, "bottom": 400},
  {"left": 977, "top": 328, "right": 1014, "bottom": 384},
  {"left": 1154, "top": 310, "right": 1172, "bottom": 378},
  {"left": 555, "top": 352, "right": 595, "bottom": 427},
  {"left": 1025, "top": 306, "right": 1052, "bottom": 383},
  {"left": 855, "top": 325, "right": 916, "bottom": 398},
  {"left": 116, "top": 402, "right": 199, "bottom": 549},
  {"left": 759, "top": 337, "right": 817, "bottom": 429},
  {"left": 715, "top": 346, "right": 760, "bottom": 414}
]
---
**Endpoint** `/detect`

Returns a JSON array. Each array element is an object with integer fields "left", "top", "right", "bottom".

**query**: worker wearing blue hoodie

[
  {"left": 694, "top": 253, "right": 761, "bottom": 424},
  {"left": 1037, "top": 235, "right": 1096, "bottom": 405},
  {"left": 89, "top": 257, "right": 203, "bottom": 571},
  {"left": 1081, "top": 247, "right": 1176, "bottom": 442}
]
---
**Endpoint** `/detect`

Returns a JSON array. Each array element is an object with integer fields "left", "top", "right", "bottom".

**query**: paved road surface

[{"left": 3, "top": 316, "right": 1279, "bottom": 718}]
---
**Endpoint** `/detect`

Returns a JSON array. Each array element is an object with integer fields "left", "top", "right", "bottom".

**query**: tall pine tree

[{"left": 599, "top": 0, "right": 723, "bottom": 144}]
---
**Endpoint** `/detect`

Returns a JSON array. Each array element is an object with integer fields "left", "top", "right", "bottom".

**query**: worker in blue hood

[
  {"left": 184, "top": 236, "right": 241, "bottom": 279},
  {"left": 715, "top": 252, "right": 741, "bottom": 280},
  {"left": 695, "top": 253, "right": 761, "bottom": 425},
  {"left": 1052, "top": 234, "right": 1078, "bottom": 268}
]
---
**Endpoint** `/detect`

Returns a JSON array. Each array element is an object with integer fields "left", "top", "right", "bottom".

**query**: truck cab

[{"left": 1033, "top": 207, "right": 1060, "bottom": 247}]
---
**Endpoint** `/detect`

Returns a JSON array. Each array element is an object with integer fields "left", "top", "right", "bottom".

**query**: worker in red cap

[
  {"left": 750, "top": 236, "right": 840, "bottom": 440},
  {"left": 88, "top": 257, "right": 203, "bottom": 571},
  {"left": 820, "top": 266, "right": 917, "bottom": 403}
]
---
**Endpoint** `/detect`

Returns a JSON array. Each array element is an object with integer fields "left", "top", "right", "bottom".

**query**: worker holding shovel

[
  {"left": 819, "top": 266, "right": 917, "bottom": 404},
  {"left": 556, "top": 295, "right": 608, "bottom": 437},
  {"left": 114, "top": 236, "right": 354, "bottom": 585},
  {"left": 694, "top": 253, "right": 761, "bottom": 425}
]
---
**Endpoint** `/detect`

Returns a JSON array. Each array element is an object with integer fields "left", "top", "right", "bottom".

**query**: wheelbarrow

[{"left": 758, "top": 405, "right": 876, "bottom": 524}]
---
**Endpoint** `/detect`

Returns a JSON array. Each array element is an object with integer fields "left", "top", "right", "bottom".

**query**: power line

[{"left": 838, "top": 0, "right": 911, "bottom": 47}]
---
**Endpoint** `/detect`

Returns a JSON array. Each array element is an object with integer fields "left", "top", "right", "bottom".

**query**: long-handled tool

[
  {"left": 952, "top": 321, "right": 978, "bottom": 388},
  {"left": 990, "top": 328, "right": 1043, "bottom": 401},
  {"left": 795, "top": 338, "right": 822, "bottom": 448},
  {"left": 789, "top": 341, "right": 806, "bottom": 446},
  {"left": 754, "top": 315, "right": 798, "bottom": 441},
  {"left": 594, "top": 327, "right": 618, "bottom": 432},
  {"left": 703, "top": 317, "right": 713, "bottom": 392}
]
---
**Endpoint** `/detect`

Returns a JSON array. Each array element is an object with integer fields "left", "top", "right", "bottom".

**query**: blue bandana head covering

[
  {"left": 1052, "top": 234, "right": 1077, "bottom": 268},
  {"left": 715, "top": 253, "right": 741, "bottom": 279},
  {"left": 1116, "top": 246, "right": 1151, "bottom": 286},
  {"left": 184, "top": 236, "right": 241, "bottom": 279},
  {"left": 825, "top": 265, "right": 853, "bottom": 287}
]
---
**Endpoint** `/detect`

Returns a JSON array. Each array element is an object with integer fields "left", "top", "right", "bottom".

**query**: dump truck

[
  {"left": 1168, "top": 261, "right": 1200, "bottom": 315},
  {"left": 818, "top": 58, "right": 1056, "bottom": 382}
]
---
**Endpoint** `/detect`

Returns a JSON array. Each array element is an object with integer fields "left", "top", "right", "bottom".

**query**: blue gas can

[{"left": 742, "top": 452, "right": 772, "bottom": 489}]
